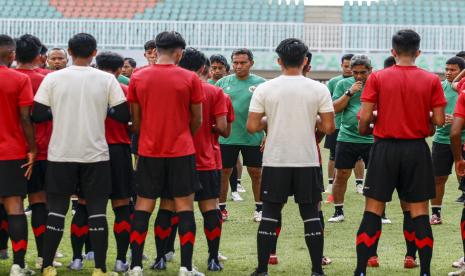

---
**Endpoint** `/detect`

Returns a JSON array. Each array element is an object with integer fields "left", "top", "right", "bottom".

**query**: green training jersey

[
  {"left": 207, "top": 79, "right": 216, "bottom": 85},
  {"left": 433, "top": 80, "right": 465, "bottom": 144},
  {"left": 118, "top": 75, "right": 130, "bottom": 85},
  {"left": 216, "top": 74, "right": 266, "bottom": 146},
  {"left": 332, "top": 77, "right": 374, "bottom": 144},
  {"left": 327, "top": 75, "right": 345, "bottom": 129}
]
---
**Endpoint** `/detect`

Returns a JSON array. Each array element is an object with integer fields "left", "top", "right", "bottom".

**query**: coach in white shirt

[{"left": 247, "top": 38, "right": 335, "bottom": 276}]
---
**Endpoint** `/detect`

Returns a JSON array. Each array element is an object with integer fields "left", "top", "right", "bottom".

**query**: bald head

[{"left": 0, "top": 35, "right": 16, "bottom": 67}]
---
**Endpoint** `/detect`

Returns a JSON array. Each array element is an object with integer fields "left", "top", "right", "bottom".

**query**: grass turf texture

[{"left": 0, "top": 139, "right": 463, "bottom": 275}]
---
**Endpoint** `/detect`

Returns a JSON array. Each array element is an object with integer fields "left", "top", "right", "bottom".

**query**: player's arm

[
  {"left": 316, "top": 112, "right": 335, "bottom": 135},
  {"left": 315, "top": 130, "right": 326, "bottom": 143},
  {"left": 190, "top": 103, "right": 202, "bottom": 135},
  {"left": 108, "top": 102, "right": 130, "bottom": 123},
  {"left": 31, "top": 102, "right": 53, "bottom": 122},
  {"left": 453, "top": 69, "right": 465, "bottom": 91},
  {"left": 431, "top": 106, "right": 446, "bottom": 127},
  {"left": 20, "top": 106, "right": 37, "bottom": 180},
  {"left": 333, "top": 81, "right": 363, "bottom": 113},
  {"left": 451, "top": 116, "right": 465, "bottom": 176},
  {"left": 247, "top": 112, "right": 266, "bottom": 133},
  {"left": 212, "top": 115, "right": 227, "bottom": 137},
  {"left": 130, "top": 102, "right": 141, "bottom": 134},
  {"left": 358, "top": 102, "right": 375, "bottom": 135}
]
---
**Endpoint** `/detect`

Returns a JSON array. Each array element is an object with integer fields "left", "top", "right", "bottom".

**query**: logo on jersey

[{"left": 249, "top": 86, "right": 257, "bottom": 93}]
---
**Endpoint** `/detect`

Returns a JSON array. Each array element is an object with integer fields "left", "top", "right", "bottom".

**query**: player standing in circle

[
  {"left": 34, "top": 33, "right": 129, "bottom": 276},
  {"left": 46, "top": 48, "right": 68, "bottom": 71},
  {"left": 247, "top": 38, "right": 334, "bottom": 276},
  {"left": 121, "top": 57, "right": 136, "bottom": 78},
  {"left": 216, "top": 48, "right": 266, "bottom": 222},
  {"left": 354, "top": 29, "right": 446, "bottom": 276}
]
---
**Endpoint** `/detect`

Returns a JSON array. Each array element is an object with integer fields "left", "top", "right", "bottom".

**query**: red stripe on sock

[
  {"left": 179, "top": 232, "right": 195, "bottom": 246},
  {"left": 171, "top": 215, "right": 179, "bottom": 226},
  {"left": 154, "top": 226, "right": 171, "bottom": 240},
  {"left": 130, "top": 231, "right": 147, "bottom": 246},
  {"left": 403, "top": 230, "right": 415, "bottom": 242},
  {"left": 71, "top": 224, "right": 89, "bottom": 238},
  {"left": 32, "top": 225, "right": 46, "bottom": 237},
  {"left": 415, "top": 237, "right": 434, "bottom": 249},
  {"left": 204, "top": 227, "right": 221, "bottom": 241},
  {"left": 461, "top": 221, "right": 465, "bottom": 240},
  {"left": 356, "top": 231, "right": 381, "bottom": 247},
  {"left": 11, "top": 240, "right": 27, "bottom": 252},
  {"left": 114, "top": 221, "right": 131, "bottom": 234},
  {"left": 276, "top": 226, "right": 281, "bottom": 237}
]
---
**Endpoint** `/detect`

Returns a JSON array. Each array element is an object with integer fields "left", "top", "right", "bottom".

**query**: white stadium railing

[{"left": 0, "top": 19, "right": 463, "bottom": 54}]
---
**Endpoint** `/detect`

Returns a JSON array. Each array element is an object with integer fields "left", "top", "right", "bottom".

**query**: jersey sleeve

[
  {"left": 458, "top": 78, "right": 465, "bottom": 92},
  {"left": 332, "top": 80, "right": 346, "bottom": 102},
  {"left": 361, "top": 73, "right": 379, "bottom": 103},
  {"left": 431, "top": 76, "right": 447, "bottom": 108},
  {"left": 213, "top": 88, "right": 228, "bottom": 117},
  {"left": 327, "top": 78, "right": 336, "bottom": 95},
  {"left": 248, "top": 84, "right": 265, "bottom": 113},
  {"left": 34, "top": 75, "right": 52, "bottom": 106},
  {"left": 319, "top": 86, "right": 334, "bottom": 113},
  {"left": 127, "top": 76, "right": 139, "bottom": 103},
  {"left": 190, "top": 74, "right": 205, "bottom": 104},
  {"left": 454, "top": 92, "right": 465, "bottom": 119},
  {"left": 18, "top": 76, "right": 34, "bottom": 107},
  {"left": 108, "top": 76, "right": 126, "bottom": 108}
]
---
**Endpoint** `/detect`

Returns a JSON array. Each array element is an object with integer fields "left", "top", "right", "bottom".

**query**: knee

[
  {"left": 247, "top": 167, "right": 262, "bottom": 180},
  {"left": 334, "top": 169, "right": 351, "bottom": 182}
]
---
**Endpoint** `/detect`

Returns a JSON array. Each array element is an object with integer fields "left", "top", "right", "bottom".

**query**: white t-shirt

[
  {"left": 35, "top": 65, "right": 126, "bottom": 163},
  {"left": 249, "top": 75, "right": 334, "bottom": 167}
]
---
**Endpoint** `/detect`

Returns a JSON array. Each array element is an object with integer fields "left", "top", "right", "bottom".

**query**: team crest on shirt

[{"left": 249, "top": 86, "right": 257, "bottom": 93}]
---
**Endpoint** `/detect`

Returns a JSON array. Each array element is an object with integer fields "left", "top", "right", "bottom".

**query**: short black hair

[
  {"left": 446, "top": 56, "right": 465, "bottom": 71},
  {"left": 68, "top": 33, "right": 97, "bottom": 58},
  {"left": 456, "top": 51, "right": 465, "bottom": 59},
  {"left": 155, "top": 31, "right": 186, "bottom": 50},
  {"left": 303, "top": 51, "right": 313, "bottom": 70},
  {"left": 210, "top": 54, "right": 229, "bottom": 68},
  {"left": 124, "top": 57, "right": 136, "bottom": 68},
  {"left": 40, "top": 44, "right": 48, "bottom": 55},
  {"left": 15, "top": 34, "right": 42, "bottom": 63},
  {"left": 392, "top": 29, "right": 421, "bottom": 56},
  {"left": 178, "top": 47, "right": 206, "bottom": 72},
  {"left": 144, "top": 40, "right": 156, "bottom": 51},
  {"left": 231, "top": 48, "right": 253, "bottom": 61},
  {"left": 96, "top": 51, "right": 124, "bottom": 72},
  {"left": 275, "top": 38, "right": 308, "bottom": 68},
  {"left": 0, "top": 34, "right": 15, "bottom": 48},
  {"left": 341, "top": 54, "right": 354, "bottom": 63},
  {"left": 383, "top": 56, "right": 396, "bottom": 68}
]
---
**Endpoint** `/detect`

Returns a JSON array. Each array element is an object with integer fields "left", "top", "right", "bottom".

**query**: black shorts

[
  {"left": 46, "top": 161, "right": 111, "bottom": 199},
  {"left": 109, "top": 144, "right": 134, "bottom": 200},
  {"left": 261, "top": 167, "right": 323, "bottom": 204},
  {"left": 363, "top": 139, "right": 435, "bottom": 203},
  {"left": 335, "top": 141, "right": 371, "bottom": 169},
  {"left": 28, "top": 160, "right": 47, "bottom": 194},
  {"left": 220, "top": 144, "right": 262, "bottom": 168},
  {"left": 0, "top": 159, "right": 28, "bottom": 197},
  {"left": 432, "top": 142, "right": 465, "bottom": 177},
  {"left": 135, "top": 154, "right": 200, "bottom": 199},
  {"left": 324, "top": 129, "right": 339, "bottom": 160},
  {"left": 195, "top": 170, "right": 220, "bottom": 201}
]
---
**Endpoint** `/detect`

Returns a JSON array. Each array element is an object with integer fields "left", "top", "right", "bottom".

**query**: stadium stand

[
  {"left": 343, "top": 0, "right": 464, "bottom": 25},
  {"left": 0, "top": 0, "right": 62, "bottom": 19}
]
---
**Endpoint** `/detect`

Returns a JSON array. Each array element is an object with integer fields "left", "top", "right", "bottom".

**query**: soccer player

[
  {"left": 33, "top": 33, "right": 128, "bottom": 276},
  {"left": 67, "top": 51, "right": 134, "bottom": 273},
  {"left": 127, "top": 31, "right": 205, "bottom": 276},
  {"left": 122, "top": 57, "right": 136, "bottom": 78},
  {"left": 216, "top": 48, "right": 266, "bottom": 222},
  {"left": 383, "top": 56, "right": 396, "bottom": 68},
  {"left": 328, "top": 55, "right": 374, "bottom": 223},
  {"left": 354, "top": 29, "right": 446, "bottom": 276},
  {"left": 248, "top": 38, "right": 334, "bottom": 276},
  {"left": 430, "top": 57, "right": 465, "bottom": 225},
  {"left": 209, "top": 54, "right": 230, "bottom": 84},
  {"left": 143, "top": 39, "right": 157, "bottom": 66},
  {"left": 35, "top": 45, "right": 51, "bottom": 75},
  {"left": 15, "top": 34, "right": 63, "bottom": 270},
  {"left": 0, "top": 34, "right": 37, "bottom": 276},
  {"left": 46, "top": 48, "right": 68, "bottom": 71},
  {"left": 324, "top": 54, "right": 365, "bottom": 201}
]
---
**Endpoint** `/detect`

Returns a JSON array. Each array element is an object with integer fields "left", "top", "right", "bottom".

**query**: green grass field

[{"left": 0, "top": 141, "right": 464, "bottom": 275}]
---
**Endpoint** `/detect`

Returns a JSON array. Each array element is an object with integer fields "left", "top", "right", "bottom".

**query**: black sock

[
  {"left": 431, "top": 206, "right": 441, "bottom": 217},
  {"left": 8, "top": 215, "right": 27, "bottom": 268},
  {"left": 71, "top": 198, "right": 78, "bottom": 211},
  {"left": 113, "top": 205, "right": 131, "bottom": 263},
  {"left": 43, "top": 212, "right": 66, "bottom": 269},
  {"left": 256, "top": 202, "right": 263, "bottom": 212},
  {"left": 202, "top": 210, "right": 222, "bottom": 262},
  {"left": 154, "top": 209, "right": 173, "bottom": 261},
  {"left": 413, "top": 215, "right": 433, "bottom": 276},
  {"left": 356, "top": 179, "right": 364, "bottom": 185},
  {"left": 270, "top": 213, "right": 281, "bottom": 255},
  {"left": 219, "top": 204, "right": 226, "bottom": 212},
  {"left": 299, "top": 203, "right": 324, "bottom": 275},
  {"left": 257, "top": 202, "right": 281, "bottom": 273},
  {"left": 461, "top": 208, "right": 465, "bottom": 258},
  {"left": 31, "top": 203, "right": 47, "bottom": 258},
  {"left": 403, "top": 211, "right": 417, "bottom": 259},
  {"left": 167, "top": 213, "right": 179, "bottom": 253},
  {"left": 354, "top": 211, "right": 381, "bottom": 276},
  {"left": 88, "top": 213, "right": 108, "bottom": 272},
  {"left": 319, "top": 210, "right": 325, "bottom": 230},
  {"left": 178, "top": 211, "right": 196, "bottom": 271},
  {"left": 335, "top": 204, "right": 344, "bottom": 215},
  {"left": 328, "top": 178, "right": 334, "bottom": 185},
  {"left": 230, "top": 166, "right": 238, "bottom": 192},
  {"left": 0, "top": 204, "right": 8, "bottom": 250},
  {"left": 130, "top": 211, "right": 150, "bottom": 268},
  {"left": 71, "top": 204, "right": 88, "bottom": 260}
]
